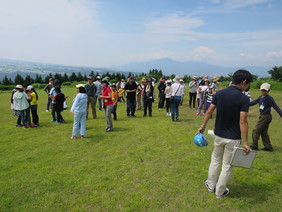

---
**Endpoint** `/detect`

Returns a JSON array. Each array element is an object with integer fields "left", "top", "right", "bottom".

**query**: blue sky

[{"left": 0, "top": 0, "right": 282, "bottom": 68}]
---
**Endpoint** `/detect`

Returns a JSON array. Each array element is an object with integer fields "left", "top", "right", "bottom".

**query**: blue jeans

[
  {"left": 171, "top": 96, "right": 181, "bottom": 120},
  {"left": 24, "top": 106, "right": 31, "bottom": 125},
  {"left": 72, "top": 112, "right": 86, "bottom": 136},
  {"left": 127, "top": 98, "right": 136, "bottom": 116}
]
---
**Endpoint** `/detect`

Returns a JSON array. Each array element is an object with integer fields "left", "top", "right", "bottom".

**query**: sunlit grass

[{"left": 0, "top": 86, "right": 281, "bottom": 211}]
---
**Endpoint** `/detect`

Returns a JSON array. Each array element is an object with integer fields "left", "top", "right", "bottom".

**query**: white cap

[
  {"left": 27, "top": 85, "right": 33, "bottom": 90},
  {"left": 260, "top": 83, "right": 271, "bottom": 91}
]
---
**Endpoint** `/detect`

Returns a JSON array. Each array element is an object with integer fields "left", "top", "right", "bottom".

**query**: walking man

[{"left": 196, "top": 69, "right": 252, "bottom": 198}]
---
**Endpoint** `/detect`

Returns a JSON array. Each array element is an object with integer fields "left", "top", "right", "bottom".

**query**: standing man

[
  {"left": 43, "top": 78, "right": 54, "bottom": 112},
  {"left": 85, "top": 76, "right": 97, "bottom": 119},
  {"left": 158, "top": 76, "right": 166, "bottom": 109},
  {"left": 123, "top": 77, "right": 138, "bottom": 117},
  {"left": 94, "top": 76, "right": 102, "bottom": 111},
  {"left": 196, "top": 69, "right": 252, "bottom": 199}
]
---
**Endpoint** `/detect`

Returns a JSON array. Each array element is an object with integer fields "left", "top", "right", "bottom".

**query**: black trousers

[
  {"left": 165, "top": 98, "right": 171, "bottom": 113},
  {"left": 158, "top": 92, "right": 165, "bottom": 108},
  {"left": 144, "top": 98, "right": 153, "bottom": 116},
  {"left": 189, "top": 92, "right": 197, "bottom": 108}
]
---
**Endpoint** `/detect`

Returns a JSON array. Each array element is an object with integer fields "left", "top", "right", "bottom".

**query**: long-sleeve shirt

[
  {"left": 70, "top": 93, "right": 88, "bottom": 113},
  {"left": 85, "top": 83, "right": 97, "bottom": 97},
  {"left": 189, "top": 81, "right": 198, "bottom": 93},
  {"left": 250, "top": 95, "right": 282, "bottom": 117}
]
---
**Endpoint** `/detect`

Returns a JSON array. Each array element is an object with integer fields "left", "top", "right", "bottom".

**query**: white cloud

[{"left": 145, "top": 13, "right": 204, "bottom": 33}]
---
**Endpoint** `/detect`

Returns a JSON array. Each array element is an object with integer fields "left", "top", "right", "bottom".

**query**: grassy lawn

[{"left": 0, "top": 85, "right": 281, "bottom": 211}]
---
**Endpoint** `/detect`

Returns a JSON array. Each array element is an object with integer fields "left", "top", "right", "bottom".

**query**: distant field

[{"left": 0, "top": 86, "right": 281, "bottom": 211}]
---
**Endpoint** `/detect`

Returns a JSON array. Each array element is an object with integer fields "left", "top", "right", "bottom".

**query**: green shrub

[
  {"left": 31, "top": 83, "right": 46, "bottom": 89},
  {"left": 62, "top": 82, "right": 72, "bottom": 86},
  {"left": 0, "top": 85, "right": 15, "bottom": 91}
]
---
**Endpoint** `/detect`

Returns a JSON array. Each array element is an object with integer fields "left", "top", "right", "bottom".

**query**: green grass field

[{"left": 0, "top": 86, "right": 281, "bottom": 211}]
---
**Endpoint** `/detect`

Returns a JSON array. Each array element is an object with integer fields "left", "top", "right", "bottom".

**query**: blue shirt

[
  {"left": 212, "top": 86, "right": 250, "bottom": 140},
  {"left": 250, "top": 95, "right": 282, "bottom": 117},
  {"left": 94, "top": 81, "right": 102, "bottom": 96},
  {"left": 70, "top": 93, "right": 88, "bottom": 113}
]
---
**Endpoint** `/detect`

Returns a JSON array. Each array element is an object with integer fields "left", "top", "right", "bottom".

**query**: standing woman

[
  {"left": 164, "top": 80, "right": 173, "bottom": 116},
  {"left": 171, "top": 76, "right": 184, "bottom": 121},
  {"left": 99, "top": 78, "right": 114, "bottom": 132},
  {"left": 28, "top": 86, "right": 39, "bottom": 127},
  {"left": 12, "top": 85, "right": 30, "bottom": 128},
  {"left": 70, "top": 84, "right": 88, "bottom": 139},
  {"left": 143, "top": 78, "right": 154, "bottom": 117},
  {"left": 188, "top": 76, "right": 198, "bottom": 109}
]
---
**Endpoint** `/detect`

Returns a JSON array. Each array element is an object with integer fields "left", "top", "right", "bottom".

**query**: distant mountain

[
  {"left": 0, "top": 58, "right": 272, "bottom": 82},
  {"left": 113, "top": 58, "right": 272, "bottom": 77},
  {"left": 0, "top": 58, "right": 141, "bottom": 81}
]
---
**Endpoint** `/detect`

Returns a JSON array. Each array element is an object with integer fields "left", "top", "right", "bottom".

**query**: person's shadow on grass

[{"left": 229, "top": 182, "right": 272, "bottom": 202}]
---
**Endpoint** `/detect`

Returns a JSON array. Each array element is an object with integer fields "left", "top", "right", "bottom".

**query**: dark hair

[
  {"left": 232, "top": 69, "right": 253, "bottom": 85},
  {"left": 31, "top": 88, "right": 39, "bottom": 100},
  {"left": 78, "top": 87, "right": 86, "bottom": 93},
  {"left": 101, "top": 80, "right": 109, "bottom": 85},
  {"left": 54, "top": 87, "right": 61, "bottom": 93}
]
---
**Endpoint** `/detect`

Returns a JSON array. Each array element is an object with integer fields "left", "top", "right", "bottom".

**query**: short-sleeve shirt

[
  {"left": 124, "top": 82, "right": 137, "bottom": 100},
  {"left": 30, "top": 92, "right": 37, "bottom": 105},
  {"left": 102, "top": 86, "right": 113, "bottom": 106},
  {"left": 213, "top": 86, "right": 250, "bottom": 140}
]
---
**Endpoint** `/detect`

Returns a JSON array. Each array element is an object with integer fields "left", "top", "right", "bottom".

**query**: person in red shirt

[{"left": 99, "top": 78, "right": 114, "bottom": 132}]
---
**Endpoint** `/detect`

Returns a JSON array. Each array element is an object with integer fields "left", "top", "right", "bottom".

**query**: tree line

[{"left": 1, "top": 66, "right": 281, "bottom": 86}]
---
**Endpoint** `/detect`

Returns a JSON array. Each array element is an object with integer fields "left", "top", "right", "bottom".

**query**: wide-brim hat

[
  {"left": 87, "top": 76, "right": 94, "bottom": 80},
  {"left": 15, "top": 84, "right": 23, "bottom": 89},
  {"left": 173, "top": 76, "right": 181, "bottom": 82},
  {"left": 213, "top": 77, "right": 219, "bottom": 82},
  {"left": 192, "top": 76, "right": 197, "bottom": 80},
  {"left": 76, "top": 84, "right": 85, "bottom": 88},
  {"left": 101, "top": 78, "right": 109, "bottom": 83}
]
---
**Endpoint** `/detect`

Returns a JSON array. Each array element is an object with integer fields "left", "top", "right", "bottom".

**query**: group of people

[
  {"left": 10, "top": 69, "right": 282, "bottom": 199},
  {"left": 11, "top": 84, "right": 39, "bottom": 128}
]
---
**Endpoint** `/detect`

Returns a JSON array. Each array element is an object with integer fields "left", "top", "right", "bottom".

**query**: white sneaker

[
  {"left": 46, "top": 110, "right": 48, "bottom": 112},
  {"left": 168, "top": 113, "right": 171, "bottom": 117}
]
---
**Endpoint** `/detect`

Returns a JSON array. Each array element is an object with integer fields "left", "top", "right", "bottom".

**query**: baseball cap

[
  {"left": 260, "top": 83, "right": 270, "bottom": 91},
  {"left": 27, "top": 85, "right": 33, "bottom": 90}
]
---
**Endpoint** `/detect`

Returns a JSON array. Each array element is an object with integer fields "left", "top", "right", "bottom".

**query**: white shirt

[{"left": 171, "top": 82, "right": 184, "bottom": 96}]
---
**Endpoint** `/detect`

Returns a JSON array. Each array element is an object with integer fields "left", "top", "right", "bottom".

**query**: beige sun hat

[
  {"left": 15, "top": 84, "right": 23, "bottom": 89},
  {"left": 173, "top": 76, "right": 181, "bottom": 82}
]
